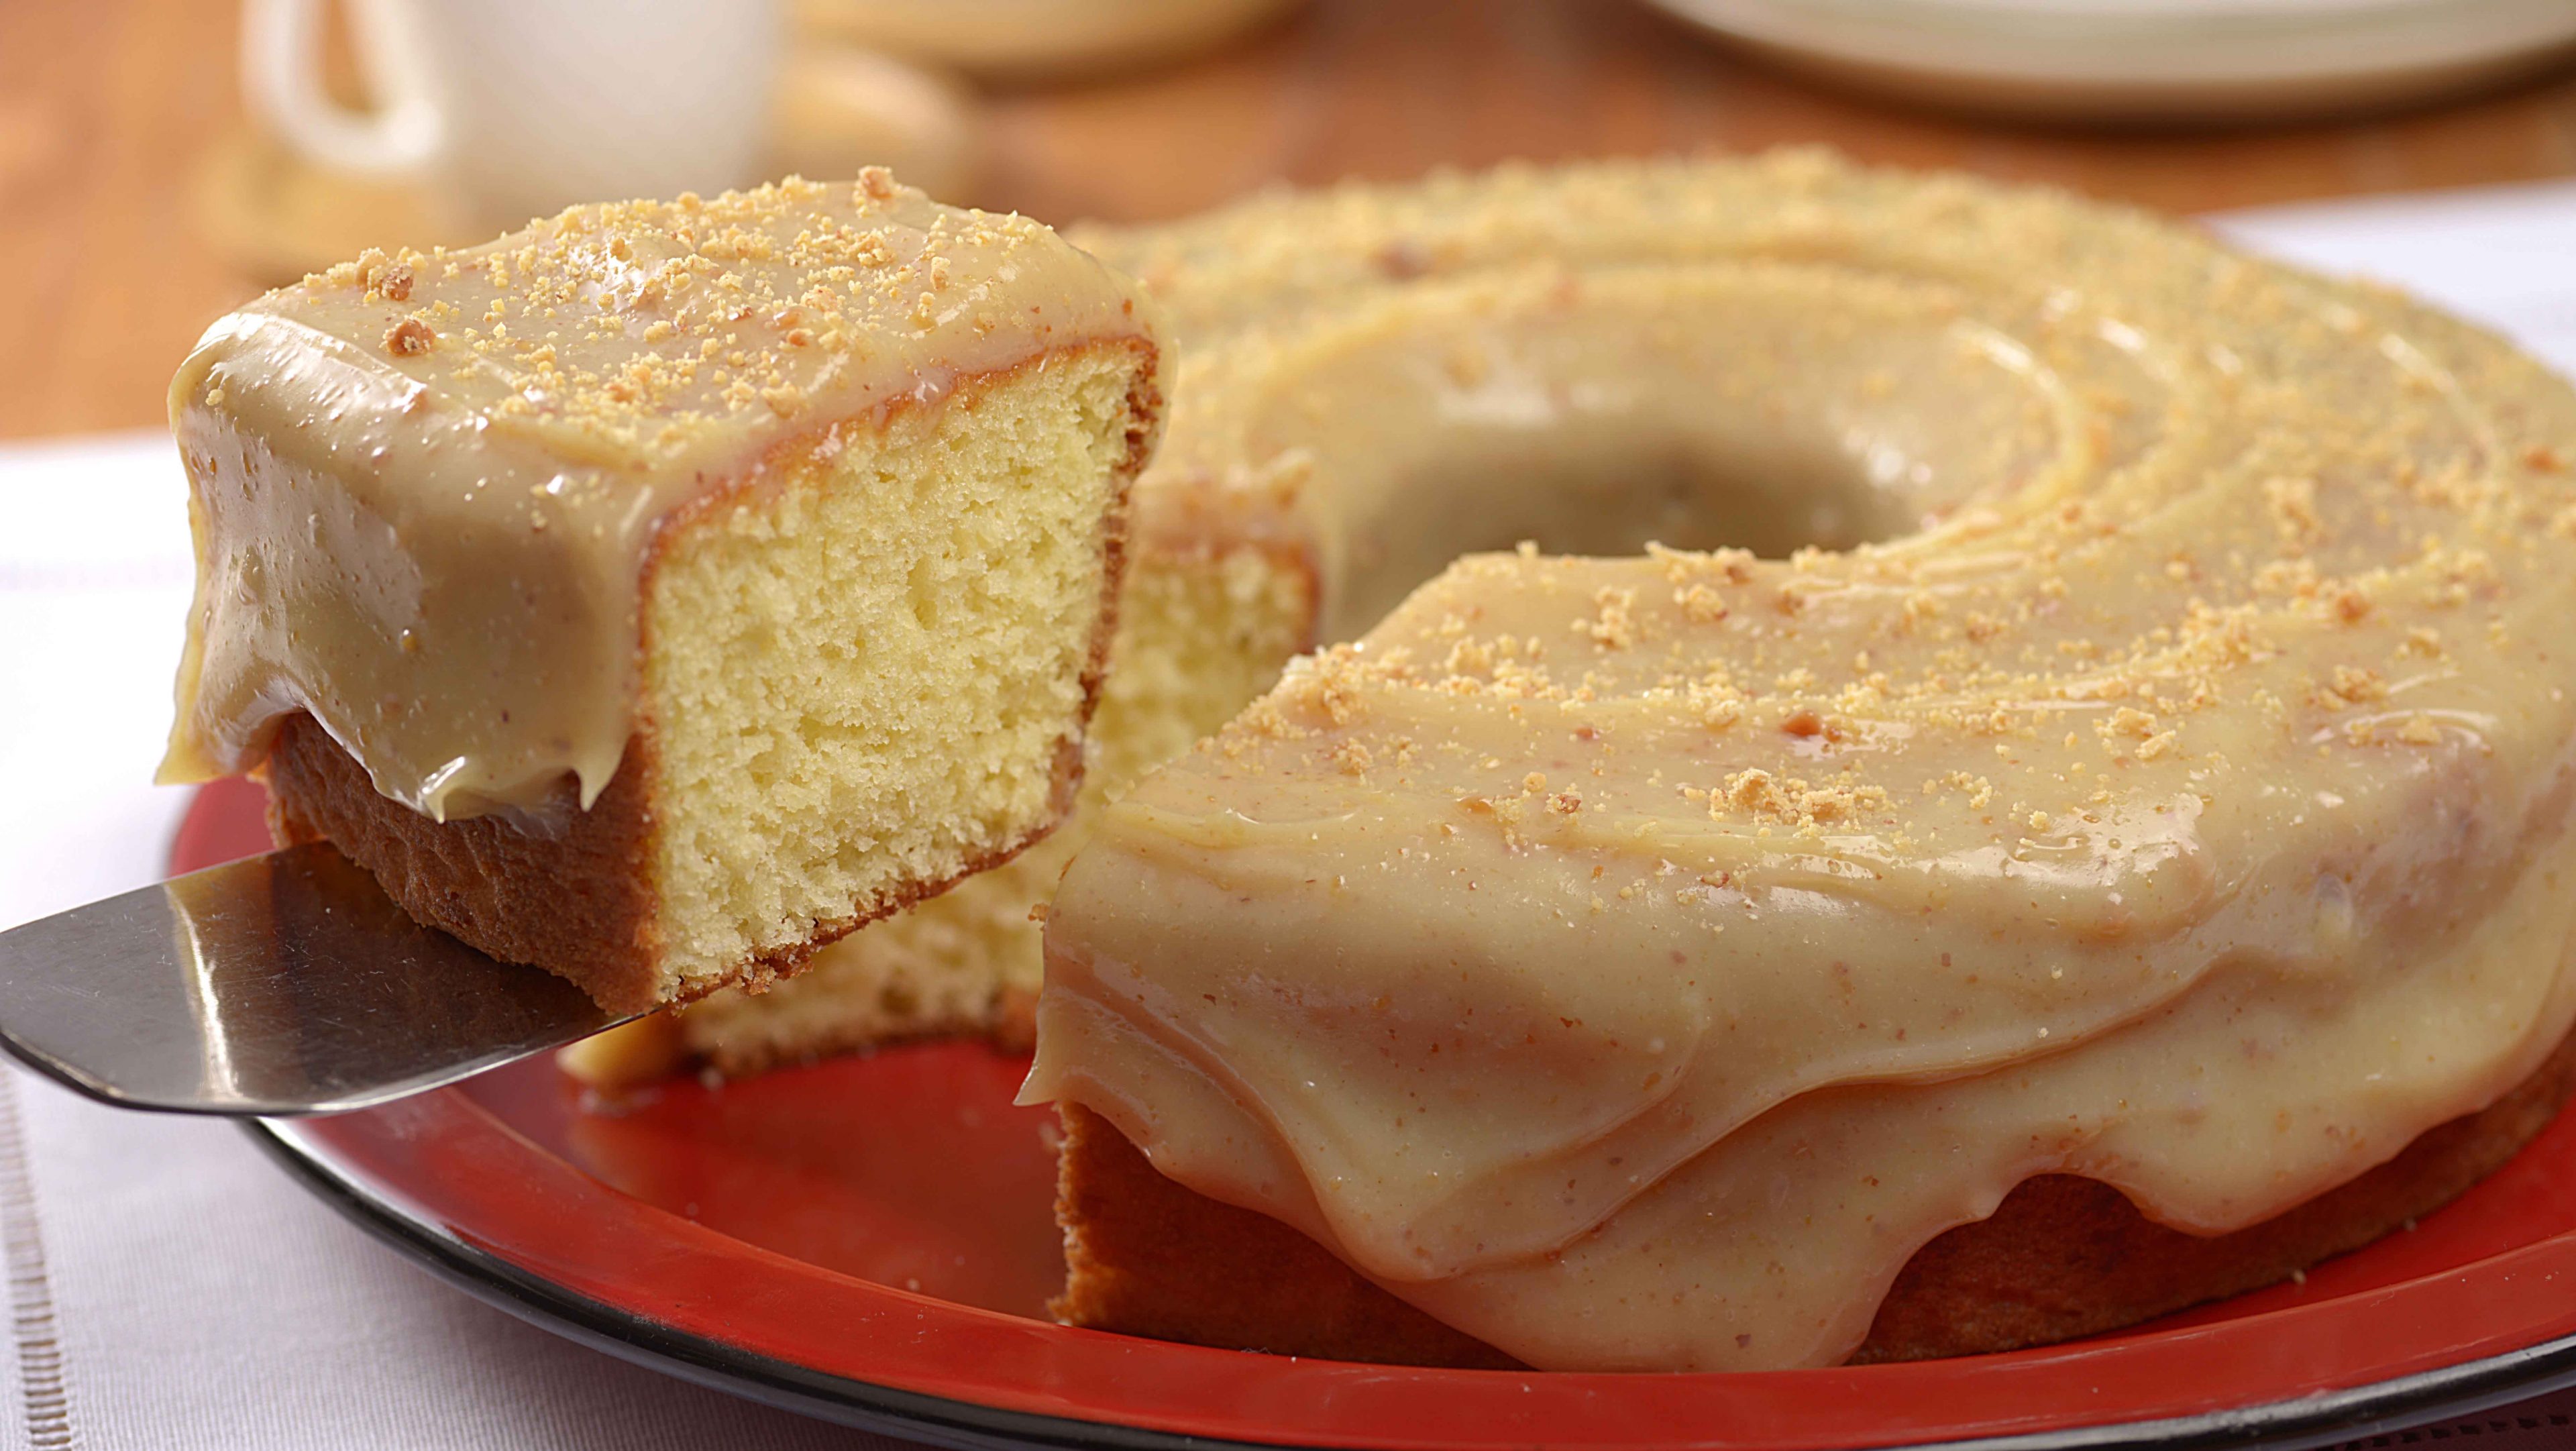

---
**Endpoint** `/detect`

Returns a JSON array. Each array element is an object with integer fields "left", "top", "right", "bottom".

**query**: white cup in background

[{"left": 242, "top": 0, "right": 784, "bottom": 232}]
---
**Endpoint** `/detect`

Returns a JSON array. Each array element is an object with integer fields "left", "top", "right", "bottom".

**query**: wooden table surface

[{"left": 5, "top": 0, "right": 2575, "bottom": 440}]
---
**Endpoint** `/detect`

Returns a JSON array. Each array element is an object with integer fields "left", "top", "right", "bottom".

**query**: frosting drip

[
  {"left": 161, "top": 172, "right": 1156, "bottom": 819},
  {"left": 1023, "top": 155, "right": 2576, "bottom": 1370}
]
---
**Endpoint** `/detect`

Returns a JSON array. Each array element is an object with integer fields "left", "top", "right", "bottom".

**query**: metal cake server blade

[{"left": 0, "top": 842, "right": 635, "bottom": 1116}]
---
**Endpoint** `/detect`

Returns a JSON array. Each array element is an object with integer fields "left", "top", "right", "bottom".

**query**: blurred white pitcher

[{"left": 242, "top": 0, "right": 782, "bottom": 231}]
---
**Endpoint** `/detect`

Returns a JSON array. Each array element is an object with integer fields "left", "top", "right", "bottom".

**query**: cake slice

[{"left": 158, "top": 170, "right": 1165, "bottom": 1014}]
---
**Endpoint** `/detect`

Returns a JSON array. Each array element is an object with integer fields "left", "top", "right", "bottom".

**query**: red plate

[{"left": 179, "top": 779, "right": 2576, "bottom": 1449}]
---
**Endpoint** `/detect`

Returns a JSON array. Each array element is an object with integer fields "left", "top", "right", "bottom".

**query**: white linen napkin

[{"left": 9, "top": 178, "right": 2576, "bottom": 1448}]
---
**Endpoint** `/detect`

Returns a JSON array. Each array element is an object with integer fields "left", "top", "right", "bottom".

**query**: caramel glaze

[
  {"left": 160, "top": 170, "right": 1158, "bottom": 822},
  {"left": 1022, "top": 153, "right": 2576, "bottom": 1371}
]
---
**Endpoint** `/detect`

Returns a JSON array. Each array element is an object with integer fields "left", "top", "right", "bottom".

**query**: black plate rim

[{"left": 246, "top": 1116, "right": 2576, "bottom": 1451}]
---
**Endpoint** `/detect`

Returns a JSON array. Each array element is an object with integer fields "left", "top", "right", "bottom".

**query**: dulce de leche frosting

[
  {"left": 160, "top": 171, "right": 1155, "bottom": 820},
  {"left": 1022, "top": 155, "right": 2576, "bottom": 1371}
]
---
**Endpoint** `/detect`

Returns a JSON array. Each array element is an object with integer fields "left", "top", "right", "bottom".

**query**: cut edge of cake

[
  {"left": 564, "top": 538, "right": 1316, "bottom": 1075},
  {"left": 268, "top": 337, "right": 1165, "bottom": 1014}
]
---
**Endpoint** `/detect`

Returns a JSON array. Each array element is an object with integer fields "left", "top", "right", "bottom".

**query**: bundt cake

[{"left": 1030, "top": 154, "right": 2576, "bottom": 1371}]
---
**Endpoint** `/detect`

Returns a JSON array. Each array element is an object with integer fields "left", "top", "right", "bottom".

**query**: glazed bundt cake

[
  {"left": 548, "top": 154, "right": 2576, "bottom": 1373},
  {"left": 1020, "top": 154, "right": 2576, "bottom": 1370}
]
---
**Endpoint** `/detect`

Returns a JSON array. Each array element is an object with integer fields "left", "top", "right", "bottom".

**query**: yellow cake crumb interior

[
  {"left": 639, "top": 345, "right": 1145, "bottom": 999},
  {"left": 668, "top": 546, "right": 1313, "bottom": 1065}
]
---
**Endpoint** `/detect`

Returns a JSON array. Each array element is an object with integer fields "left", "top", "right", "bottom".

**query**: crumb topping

[{"left": 262, "top": 173, "right": 1108, "bottom": 462}]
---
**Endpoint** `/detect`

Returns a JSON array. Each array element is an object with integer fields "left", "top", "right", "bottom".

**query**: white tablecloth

[{"left": 9, "top": 180, "right": 2576, "bottom": 1448}]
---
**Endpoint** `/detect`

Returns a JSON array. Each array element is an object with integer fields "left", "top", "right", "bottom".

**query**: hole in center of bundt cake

[
  {"left": 1328, "top": 428, "right": 1904, "bottom": 639},
  {"left": 1287, "top": 263, "right": 2076, "bottom": 643}
]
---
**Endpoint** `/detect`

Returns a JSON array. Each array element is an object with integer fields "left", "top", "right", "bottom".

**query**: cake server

[{"left": 0, "top": 842, "right": 635, "bottom": 1115}]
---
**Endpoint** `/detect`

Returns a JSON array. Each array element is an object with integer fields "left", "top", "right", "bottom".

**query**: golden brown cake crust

[
  {"left": 1053, "top": 1018, "right": 2576, "bottom": 1368},
  {"left": 1055, "top": 1099, "right": 1519, "bottom": 1369},
  {"left": 266, "top": 711, "right": 671, "bottom": 1013}
]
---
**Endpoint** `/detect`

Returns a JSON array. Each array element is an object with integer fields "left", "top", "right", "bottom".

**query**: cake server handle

[{"left": 0, "top": 842, "right": 633, "bottom": 1116}]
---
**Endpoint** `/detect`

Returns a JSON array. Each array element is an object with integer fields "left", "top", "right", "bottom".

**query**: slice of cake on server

[{"left": 156, "top": 170, "right": 1165, "bottom": 1014}]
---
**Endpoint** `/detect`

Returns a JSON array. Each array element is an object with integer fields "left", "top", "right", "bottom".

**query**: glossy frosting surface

[
  {"left": 162, "top": 172, "right": 1155, "bottom": 819},
  {"left": 1025, "top": 154, "right": 2576, "bottom": 1370}
]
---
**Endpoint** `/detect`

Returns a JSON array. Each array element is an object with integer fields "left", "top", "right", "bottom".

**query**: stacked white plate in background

[{"left": 1646, "top": 0, "right": 2576, "bottom": 121}]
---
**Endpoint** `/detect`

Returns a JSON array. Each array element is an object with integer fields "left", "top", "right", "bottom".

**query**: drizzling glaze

[
  {"left": 160, "top": 170, "right": 1156, "bottom": 820},
  {"left": 1021, "top": 153, "right": 2576, "bottom": 1370}
]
